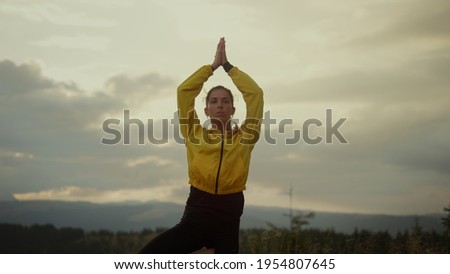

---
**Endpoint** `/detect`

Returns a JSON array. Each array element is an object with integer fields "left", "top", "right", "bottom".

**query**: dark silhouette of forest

[{"left": 2, "top": 205, "right": 449, "bottom": 254}]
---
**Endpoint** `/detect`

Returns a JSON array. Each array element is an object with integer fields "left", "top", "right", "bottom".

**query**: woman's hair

[{"left": 205, "top": 85, "right": 234, "bottom": 106}]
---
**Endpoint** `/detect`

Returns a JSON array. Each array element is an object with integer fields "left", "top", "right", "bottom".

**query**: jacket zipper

[{"left": 215, "top": 133, "right": 225, "bottom": 194}]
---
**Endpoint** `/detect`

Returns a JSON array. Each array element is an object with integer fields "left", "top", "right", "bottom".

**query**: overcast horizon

[{"left": 1, "top": 0, "right": 449, "bottom": 215}]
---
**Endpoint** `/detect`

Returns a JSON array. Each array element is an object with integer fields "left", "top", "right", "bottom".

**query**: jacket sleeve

[
  {"left": 177, "top": 65, "right": 213, "bottom": 139},
  {"left": 228, "top": 67, "right": 264, "bottom": 145}
]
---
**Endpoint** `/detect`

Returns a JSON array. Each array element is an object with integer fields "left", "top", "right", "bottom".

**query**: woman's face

[{"left": 205, "top": 88, "right": 235, "bottom": 127}]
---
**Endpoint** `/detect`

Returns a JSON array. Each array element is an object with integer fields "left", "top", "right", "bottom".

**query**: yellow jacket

[{"left": 177, "top": 65, "right": 264, "bottom": 194}]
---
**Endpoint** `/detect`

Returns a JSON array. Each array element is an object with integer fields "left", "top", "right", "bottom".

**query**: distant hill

[{"left": 0, "top": 200, "right": 444, "bottom": 234}]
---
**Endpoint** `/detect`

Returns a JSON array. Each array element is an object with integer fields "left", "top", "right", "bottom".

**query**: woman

[{"left": 139, "top": 37, "right": 263, "bottom": 254}]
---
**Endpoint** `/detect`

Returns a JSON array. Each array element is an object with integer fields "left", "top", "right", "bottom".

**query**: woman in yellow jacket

[{"left": 139, "top": 38, "right": 263, "bottom": 254}]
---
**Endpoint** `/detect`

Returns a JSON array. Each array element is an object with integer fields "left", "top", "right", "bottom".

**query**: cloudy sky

[{"left": 1, "top": 0, "right": 449, "bottom": 215}]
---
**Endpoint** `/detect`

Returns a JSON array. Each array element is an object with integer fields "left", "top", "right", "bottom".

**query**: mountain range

[{"left": 0, "top": 200, "right": 445, "bottom": 235}]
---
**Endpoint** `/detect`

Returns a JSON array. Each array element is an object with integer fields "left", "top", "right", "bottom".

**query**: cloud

[
  {"left": 0, "top": 148, "right": 35, "bottom": 168},
  {"left": 126, "top": 156, "right": 174, "bottom": 168},
  {"left": 32, "top": 34, "right": 111, "bottom": 51},
  {"left": 0, "top": 59, "right": 184, "bottom": 201},
  {"left": 0, "top": 59, "right": 176, "bottom": 133},
  {"left": 105, "top": 72, "right": 174, "bottom": 106},
  {"left": 0, "top": 60, "right": 115, "bottom": 136},
  {"left": 0, "top": 59, "right": 58, "bottom": 96},
  {"left": 13, "top": 184, "right": 187, "bottom": 204},
  {"left": 265, "top": 54, "right": 450, "bottom": 107},
  {"left": 0, "top": 2, "right": 118, "bottom": 27},
  {"left": 243, "top": 94, "right": 450, "bottom": 214},
  {"left": 251, "top": 0, "right": 450, "bottom": 186},
  {"left": 345, "top": 0, "right": 450, "bottom": 49}
]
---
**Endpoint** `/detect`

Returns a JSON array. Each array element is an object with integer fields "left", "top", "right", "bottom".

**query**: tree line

[
  {"left": 1, "top": 206, "right": 449, "bottom": 254},
  {"left": 1, "top": 204, "right": 448, "bottom": 254}
]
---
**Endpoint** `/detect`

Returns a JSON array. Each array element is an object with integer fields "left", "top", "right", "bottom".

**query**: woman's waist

[{"left": 187, "top": 185, "right": 244, "bottom": 209}]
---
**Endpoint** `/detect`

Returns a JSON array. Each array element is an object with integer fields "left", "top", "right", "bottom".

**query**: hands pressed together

[{"left": 211, "top": 37, "right": 229, "bottom": 71}]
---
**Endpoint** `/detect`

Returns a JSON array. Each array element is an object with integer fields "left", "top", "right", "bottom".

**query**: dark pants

[{"left": 138, "top": 186, "right": 244, "bottom": 254}]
